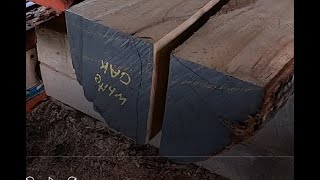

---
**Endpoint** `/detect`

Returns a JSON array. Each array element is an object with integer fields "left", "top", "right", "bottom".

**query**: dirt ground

[{"left": 26, "top": 99, "right": 229, "bottom": 180}]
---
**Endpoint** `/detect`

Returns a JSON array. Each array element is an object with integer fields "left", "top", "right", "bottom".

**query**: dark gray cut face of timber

[
  {"left": 66, "top": 12, "right": 153, "bottom": 144},
  {"left": 159, "top": 55, "right": 264, "bottom": 163}
]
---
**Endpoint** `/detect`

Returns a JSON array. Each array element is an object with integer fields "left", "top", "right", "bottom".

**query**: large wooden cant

[
  {"left": 66, "top": 0, "right": 223, "bottom": 144},
  {"left": 160, "top": 0, "right": 293, "bottom": 162},
  {"left": 65, "top": 0, "right": 293, "bottom": 162}
]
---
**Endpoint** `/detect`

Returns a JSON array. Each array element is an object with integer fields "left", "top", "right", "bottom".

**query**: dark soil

[{"left": 26, "top": 99, "right": 229, "bottom": 180}]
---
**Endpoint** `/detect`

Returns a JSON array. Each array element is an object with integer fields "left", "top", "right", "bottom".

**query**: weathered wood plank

[
  {"left": 36, "top": 27, "right": 76, "bottom": 79},
  {"left": 40, "top": 63, "right": 104, "bottom": 122},
  {"left": 160, "top": 0, "right": 294, "bottom": 162},
  {"left": 66, "top": 0, "right": 223, "bottom": 143}
]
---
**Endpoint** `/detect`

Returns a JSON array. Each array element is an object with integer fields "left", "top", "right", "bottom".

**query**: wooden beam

[
  {"left": 66, "top": 0, "right": 224, "bottom": 144},
  {"left": 160, "top": 0, "right": 293, "bottom": 162}
]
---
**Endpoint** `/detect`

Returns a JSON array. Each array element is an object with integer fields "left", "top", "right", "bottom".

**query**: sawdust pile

[{"left": 26, "top": 99, "right": 228, "bottom": 180}]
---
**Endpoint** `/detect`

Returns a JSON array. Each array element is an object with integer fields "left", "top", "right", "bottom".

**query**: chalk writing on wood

[
  {"left": 94, "top": 60, "right": 133, "bottom": 106},
  {"left": 110, "top": 64, "right": 121, "bottom": 78},
  {"left": 120, "top": 72, "right": 131, "bottom": 85},
  {"left": 108, "top": 86, "right": 116, "bottom": 96},
  {"left": 95, "top": 74, "right": 102, "bottom": 83},
  {"left": 100, "top": 60, "right": 131, "bottom": 86},
  {"left": 115, "top": 93, "right": 127, "bottom": 106},
  {"left": 100, "top": 61, "right": 109, "bottom": 74},
  {"left": 98, "top": 83, "right": 108, "bottom": 92}
]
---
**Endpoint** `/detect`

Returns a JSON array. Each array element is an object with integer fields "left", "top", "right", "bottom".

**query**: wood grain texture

[
  {"left": 67, "top": 0, "right": 224, "bottom": 142},
  {"left": 174, "top": 0, "right": 293, "bottom": 87},
  {"left": 147, "top": 0, "right": 222, "bottom": 142},
  {"left": 36, "top": 27, "right": 76, "bottom": 79},
  {"left": 40, "top": 63, "right": 104, "bottom": 122},
  {"left": 68, "top": 0, "right": 213, "bottom": 43},
  {"left": 160, "top": 0, "right": 294, "bottom": 162},
  {"left": 66, "top": 13, "right": 154, "bottom": 143},
  {"left": 160, "top": 56, "right": 264, "bottom": 163}
]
